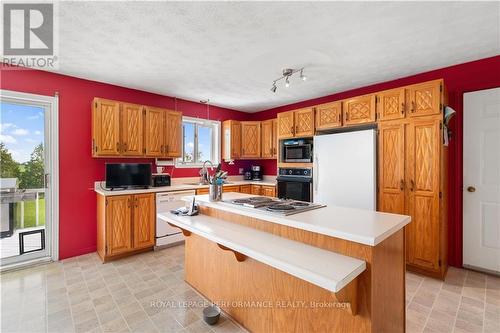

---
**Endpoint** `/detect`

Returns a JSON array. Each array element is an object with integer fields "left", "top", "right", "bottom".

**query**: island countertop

[{"left": 190, "top": 192, "right": 411, "bottom": 246}]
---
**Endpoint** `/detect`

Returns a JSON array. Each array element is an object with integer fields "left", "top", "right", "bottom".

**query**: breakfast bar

[{"left": 158, "top": 193, "right": 411, "bottom": 333}]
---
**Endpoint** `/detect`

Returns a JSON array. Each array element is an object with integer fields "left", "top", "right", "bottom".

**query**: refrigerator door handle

[{"left": 314, "top": 156, "right": 319, "bottom": 193}]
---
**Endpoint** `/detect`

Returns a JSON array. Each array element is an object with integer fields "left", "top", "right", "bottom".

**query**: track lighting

[{"left": 270, "top": 67, "right": 307, "bottom": 93}]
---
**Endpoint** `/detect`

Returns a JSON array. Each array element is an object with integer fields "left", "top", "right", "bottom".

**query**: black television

[{"left": 105, "top": 163, "right": 152, "bottom": 189}]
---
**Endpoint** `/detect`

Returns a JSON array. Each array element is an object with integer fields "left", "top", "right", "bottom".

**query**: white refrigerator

[{"left": 313, "top": 129, "right": 376, "bottom": 210}]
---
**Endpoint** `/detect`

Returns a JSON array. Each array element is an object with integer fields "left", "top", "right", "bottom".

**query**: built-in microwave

[{"left": 282, "top": 139, "right": 313, "bottom": 163}]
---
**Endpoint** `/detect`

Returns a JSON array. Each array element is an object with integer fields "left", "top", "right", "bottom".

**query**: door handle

[
  {"left": 467, "top": 186, "right": 476, "bottom": 193},
  {"left": 44, "top": 173, "right": 49, "bottom": 188},
  {"left": 400, "top": 179, "right": 404, "bottom": 191},
  {"left": 314, "top": 156, "right": 319, "bottom": 192}
]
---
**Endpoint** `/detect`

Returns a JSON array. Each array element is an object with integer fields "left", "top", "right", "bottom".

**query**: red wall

[
  {"left": 0, "top": 67, "right": 255, "bottom": 259},
  {"left": 251, "top": 55, "right": 500, "bottom": 267}
]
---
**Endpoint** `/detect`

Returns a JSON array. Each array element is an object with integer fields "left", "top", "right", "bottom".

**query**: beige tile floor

[{"left": 1, "top": 244, "right": 499, "bottom": 333}]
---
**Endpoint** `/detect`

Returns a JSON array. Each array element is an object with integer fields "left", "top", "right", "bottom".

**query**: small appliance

[
  {"left": 251, "top": 165, "right": 262, "bottom": 181},
  {"left": 152, "top": 174, "right": 171, "bottom": 187},
  {"left": 105, "top": 163, "right": 151, "bottom": 189},
  {"left": 277, "top": 167, "right": 313, "bottom": 202},
  {"left": 243, "top": 170, "right": 252, "bottom": 180},
  {"left": 281, "top": 139, "right": 313, "bottom": 163}
]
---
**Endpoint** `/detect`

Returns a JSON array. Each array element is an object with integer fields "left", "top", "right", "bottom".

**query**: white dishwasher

[{"left": 155, "top": 190, "right": 196, "bottom": 249}]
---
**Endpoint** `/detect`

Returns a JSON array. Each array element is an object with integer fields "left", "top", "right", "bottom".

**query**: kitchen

[{"left": 1, "top": 2, "right": 499, "bottom": 333}]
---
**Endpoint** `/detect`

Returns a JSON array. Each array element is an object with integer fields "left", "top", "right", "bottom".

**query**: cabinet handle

[
  {"left": 290, "top": 126, "right": 294, "bottom": 135},
  {"left": 338, "top": 113, "right": 341, "bottom": 122},
  {"left": 135, "top": 198, "right": 138, "bottom": 208},
  {"left": 295, "top": 125, "right": 298, "bottom": 134},
  {"left": 123, "top": 142, "right": 127, "bottom": 152},
  {"left": 411, "top": 101, "right": 415, "bottom": 113},
  {"left": 410, "top": 180, "right": 415, "bottom": 191},
  {"left": 400, "top": 179, "right": 404, "bottom": 191},
  {"left": 346, "top": 112, "right": 350, "bottom": 121},
  {"left": 401, "top": 102, "right": 405, "bottom": 114},
  {"left": 160, "top": 145, "right": 164, "bottom": 153},
  {"left": 127, "top": 198, "right": 131, "bottom": 208},
  {"left": 116, "top": 142, "right": 120, "bottom": 152}
]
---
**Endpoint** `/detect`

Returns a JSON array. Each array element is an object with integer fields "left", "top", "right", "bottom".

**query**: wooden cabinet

[
  {"left": 315, "top": 102, "right": 342, "bottom": 130},
  {"left": 97, "top": 193, "right": 155, "bottom": 262},
  {"left": 261, "top": 119, "right": 278, "bottom": 158},
  {"left": 239, "top": 185, "right": 252, "bottom": 194},
  {"left": 377, "top": 88, "right": 406, "bottom": 122},
  {"left": 251, "top": 185, "right": 262, "bottom": 195},
  {"left": 277, "top": 108, "right": 315, "bottom": 139},
  {"left": 165, "top": 111, "right": 182, "bottom": 157},
  {"left": 241, "top": 122, "right": 261, "bottom": 158},
  {"left": 407, "top": 81, "right": 442, "bottom": 117},
  {"left": 92, "top": 98, "right": 182, "bottom": 158},
  {"left": 223, "top": 185, "right": 240, "bottom": 193},
  {"left": 196, "top": 188, "right": 209, "bottom": 195},
  {"left": 261, "top": 185, "right": 276, "bottom": 197},
  {"left": 378, "top": 122, "right": 405, "bottom": 214},
  {"left": 92, "top": 98, "right": 121, "bottom": 157},
  {"left": 222, "top": 120, "right": 241, "bottom": 161},
  {"left": 144, "top": 107, "right": 165, "bottom": 157},
  {"left": 121, "top": 103, "right": 144, "bottom": 156},
  {"left": 406, "top": 118, "right": 442, "bottom": 272},
  {"left": 343, "top": 95, "right": 376, "bottom": 126},
  {"left": 272, "top": 119, "right": 278, "bottom": 158}
]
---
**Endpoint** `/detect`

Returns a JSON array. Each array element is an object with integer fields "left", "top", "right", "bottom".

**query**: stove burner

[
  {"left": 232, "top": 197, "right": 273, "bottom": 205},
  {"left": 289, "top": 201, "right": 310, "bottom": 207},
  {"left": 266, "top": 204, "right": 296, "bottom": 211}
]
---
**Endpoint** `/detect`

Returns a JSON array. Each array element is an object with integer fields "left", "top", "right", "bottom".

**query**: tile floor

[{"left": 1, "top": 244, "right": 499, "bottom": 333}]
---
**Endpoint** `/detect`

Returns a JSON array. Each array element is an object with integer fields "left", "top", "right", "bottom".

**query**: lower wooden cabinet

[
  {"left": 261, "top": 185, "right": 276, "bottom": 197},
  {"left": 222, "top": 186, "right": 240, "bottom": 193},
  {"left": 196, "top": 184, "right": 276, "bottom": 197},
  {"left": 97, "top": 193, "right": 155, "bottom": 262},
  {"left": 239, "top": 185, "right": 252, "bottom": 194},
  {"left": 251, "top": 185, "right": 262, "bottom": 195},
  {"left": 196, "top": 188, "right": 209, "bottom": 195}
]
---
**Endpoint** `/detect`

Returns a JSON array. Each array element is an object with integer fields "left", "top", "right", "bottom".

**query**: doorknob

[{"left": 467, "top": 186, "right": 476, "bottom": 193}]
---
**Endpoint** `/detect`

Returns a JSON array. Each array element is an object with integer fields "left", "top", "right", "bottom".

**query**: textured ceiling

[{"left": 53, "top": 1, "right": 500, "bottom": 112}]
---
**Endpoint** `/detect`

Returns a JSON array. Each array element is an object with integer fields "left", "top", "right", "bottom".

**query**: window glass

[
  {"left": 183, "top": 122, "right": 195, "bottom": 163},
  {"left": 197, "top": 125, "right": 212, "bottom": 162}
]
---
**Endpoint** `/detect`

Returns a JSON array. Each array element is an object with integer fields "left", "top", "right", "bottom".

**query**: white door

[{"left": 463, "top": 87, "right": 500, "bottom": 274}]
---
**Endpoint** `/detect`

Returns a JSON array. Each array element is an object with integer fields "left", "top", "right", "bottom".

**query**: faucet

[{"left": 199, "top": 160, "right": 214, "bottom": 184}]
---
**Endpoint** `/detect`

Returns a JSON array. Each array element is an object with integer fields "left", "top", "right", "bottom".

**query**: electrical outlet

[{"left": 239, "top": 168, "right": 244, "bottom": 174}]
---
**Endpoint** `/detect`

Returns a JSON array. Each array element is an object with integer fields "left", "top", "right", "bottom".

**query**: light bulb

[
  {"left": 285, "top": 77, "right": 290, "bottom": 88},
  {"left": 301, "top": 75, "right": 307, "bottom": 81}
]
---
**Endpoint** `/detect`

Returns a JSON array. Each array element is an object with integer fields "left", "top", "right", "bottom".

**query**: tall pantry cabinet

[{"left": 377, "top": 79, "right": 448, "bottom": 279}]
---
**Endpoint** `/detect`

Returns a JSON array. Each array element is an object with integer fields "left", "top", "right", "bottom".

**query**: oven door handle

[
  {"left": 314, "top": 156, "right": 319, "bottom": 193},
  {"left": 276, "top": 176, "right": 312, "bottom": 183}
]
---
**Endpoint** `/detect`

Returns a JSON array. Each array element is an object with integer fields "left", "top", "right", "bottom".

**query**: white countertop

[
  {"left": 94, "top": 177, "right": 276, "bottom": 196},
  {"left": 194, "top": 192, "right": 411, "bottom": 246},
  {"left": 157, "top": 211, "right": 366, "bottom": 293}
]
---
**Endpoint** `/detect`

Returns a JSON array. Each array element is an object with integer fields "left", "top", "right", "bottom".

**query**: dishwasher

[{"left": 155, "top": 189, "right": 196, "bottom": 249}]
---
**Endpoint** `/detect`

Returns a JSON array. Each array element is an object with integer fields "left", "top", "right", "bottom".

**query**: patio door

[{"left": 0, "top": 90, "right": 59, "bottom": 269}]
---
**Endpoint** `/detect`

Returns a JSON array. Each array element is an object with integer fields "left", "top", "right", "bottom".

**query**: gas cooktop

[{"left": 223, "top": 196, "right": 326, "bottom": 216}]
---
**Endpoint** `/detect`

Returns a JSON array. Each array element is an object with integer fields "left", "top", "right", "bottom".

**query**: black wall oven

[
  {"left": 282, "top": 139, "right": 312, "bottom": 163},
  {"left": 277, "top": 168, "right": 313, "bottom": 202}
]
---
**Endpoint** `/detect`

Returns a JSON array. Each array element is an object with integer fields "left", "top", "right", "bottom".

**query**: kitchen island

[{"left": 158, "top": 193, "right": 410, "bottom": 333}]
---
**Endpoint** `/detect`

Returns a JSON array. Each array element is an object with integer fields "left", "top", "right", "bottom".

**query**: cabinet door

[
  {"left": 196, "top": 188, "right": 209, "bottom": 195},
  {"left": 261, "top": 120, "right": 274, "bottom": 158},
  {"left": 231, "top": 121, "right": 242, "bottom": 159},
  {"left": 251, "top": 185, "right": 262, "bottom": 195},
  {"left": 294, "top": 108, "right": 315, "bottom": 137},
  {"left": 222, "top": 186, "right": 240, "bottom": 193},
  {"left": 272, "top": 119, "right": 278, "bottom": 158},
  {"left": 377, "top": 88, "right": 406, "bottom": 122},
  {"left": 315, "top": 102, "right": 342, "bottom": 130},
  {"left": 406, "top": 119, "right": 441, "bottom": 271},
  {"left": 343, "top": 95, "right": 376, "bottom": 126},
  {"left": 165, "top": 110, "right": 182, "bottom": 157},
  {"left": 261, "top": 186, "right": 276, "bottom": 197},
  {"left": 222, "top": 120, "right": 241, "bottom": 161},
  {"left": 92, "top": 98, "right": 121, "bottom": 156},
  {"left": 239, "top": 185, "right": 252, "bottom": 194},
  {"left": 241, "top": 122, "right": 261, "bottom": 158},
  {"left": 378, "top": 122, "right": 405, "bottom": 214},
  {"left": 132, "top": 193, "right": 155, "bottom": 250},
  {"left": 106, "top": 195, "right": 133, "bottom": 256},
  {"left": 277, "top": 111, "right": 295, "bottom": 139},
  {"left": 121, "top": 103, "right": 144, "bottom": 156},
  {"left": 408, "top": 81, "right": 441, "bottom": 117},
  {"left": 144, "top": 107, "right": 165, "bottom": 157}
]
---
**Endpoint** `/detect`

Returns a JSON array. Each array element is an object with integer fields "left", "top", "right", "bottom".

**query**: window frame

[{"left": 175, "top": 116, "right": 221, "bottom": 168}]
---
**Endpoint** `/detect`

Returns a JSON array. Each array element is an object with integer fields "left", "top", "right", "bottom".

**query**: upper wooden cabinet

[
  {"left": 92, "top": 98, "right": 182, "bottom": 158},
  {"left": 92, "top": 98, "right": 121, "bottom": 157},
  {"left": 272, "top": 119, "right": 278, "bottom": 159},
  {"left": 277, "top": 108, "right": 315, "bottom": 139},
  {"left": 222, "top": 120, "right": 241, "bottom": 161},
  {"left": 315, "top": 101, "right": 342, "bottom": 130},
  {"left": 165, "top": 111, "right": 182, "bottom": 157},
  {"left": 343, "top": 94, "right": 376, "bottom": 126},
  {"left": 376, "top": 88, "right": 406, "bottom": 122},
  {"left": 121, "top": 103, "right": 144, "bottom": 156},
  {"left": 407, "top": 81, "right": 442, "bottom": 117},
  {"left": 144, "top": 107, "right": 165, "bottom": 157},
  {"left": 241, "top": 121, "right": 261, "bottom": 158},
  {"left": 261, "top": 119, "right": 277, "bottom": 158}
]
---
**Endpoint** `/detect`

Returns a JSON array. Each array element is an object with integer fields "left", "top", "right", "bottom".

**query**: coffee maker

[{"left": 251, "top": 165, "right": 262, "bottom": 181}]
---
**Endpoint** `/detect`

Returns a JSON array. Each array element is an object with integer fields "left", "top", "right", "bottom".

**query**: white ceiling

[{"left": 54, "top": 1, "right": 500, "bottom": 112}]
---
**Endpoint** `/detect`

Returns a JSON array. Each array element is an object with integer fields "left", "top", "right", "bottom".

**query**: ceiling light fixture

[{"left": 270, "top": 67, "right": 307, "bottom": 93}]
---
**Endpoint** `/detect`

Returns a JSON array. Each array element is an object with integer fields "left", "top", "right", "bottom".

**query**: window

[{"left": 176, "top": 116, "right": 220, "bottom": 167}]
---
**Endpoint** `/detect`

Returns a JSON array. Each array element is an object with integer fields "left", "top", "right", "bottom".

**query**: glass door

[{"left": 0, "top": 91, "right": 57, "bottom": 268}]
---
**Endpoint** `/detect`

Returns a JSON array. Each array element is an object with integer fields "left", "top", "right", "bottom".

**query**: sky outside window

[{"left": 1, "top": 102, "right": 44, "bottom": 163}]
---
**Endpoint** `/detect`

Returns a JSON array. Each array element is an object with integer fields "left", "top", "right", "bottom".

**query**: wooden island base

[{"left": 183, "top": 207, "right": 405, "bottom": 333}]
